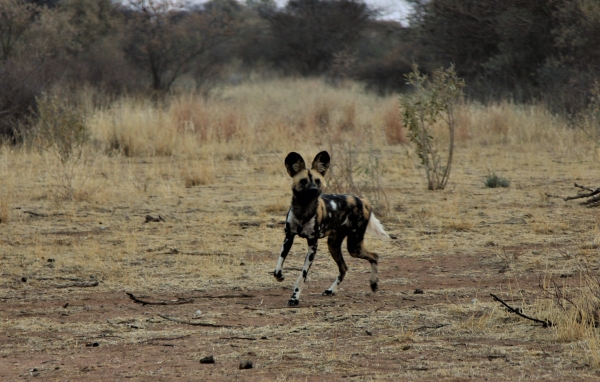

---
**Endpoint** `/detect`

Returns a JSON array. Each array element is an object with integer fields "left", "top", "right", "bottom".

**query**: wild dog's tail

[{"left": 366, "top": 213, "right": 389, "bottom": 239}]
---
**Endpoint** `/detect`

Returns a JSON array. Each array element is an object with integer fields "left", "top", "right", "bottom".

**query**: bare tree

[
  {"left": 0, "top": 0, "right": 38, "bottom": 60},
  {"left": 123, "top": 0, "right": 236, "bottom": 92}
]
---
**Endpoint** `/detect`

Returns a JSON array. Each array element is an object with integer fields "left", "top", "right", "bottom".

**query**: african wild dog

[{"left": 273, "top": 151, "right": 389, "bottom": 306}]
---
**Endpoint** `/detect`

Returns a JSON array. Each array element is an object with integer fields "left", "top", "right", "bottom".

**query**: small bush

[
  {"left": 34, "top": 94, "right": 88, "bottom": 162},
  {"left": 184, "top": 168, "right": 214, "bottom": 187},
  {"left": 484, "top": 173, "right": 511, "bottom": 188},
  {"left": 399, "top": 64, "right": 465, "bottom": 190},
  {"left": 325, "top": 136, "right": 390, "bottom": 216},
  {"left": 183, "top": 161, "right": 214, "bottom": 187}
]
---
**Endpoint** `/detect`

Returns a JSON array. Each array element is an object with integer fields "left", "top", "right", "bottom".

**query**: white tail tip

[{"left": 366, "top": 213, "right": 389, "bottom": 239}]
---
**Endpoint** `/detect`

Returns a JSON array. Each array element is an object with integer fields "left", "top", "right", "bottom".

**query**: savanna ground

[{"left": 2, "top": 78, "right": 600, "bottom": 380}]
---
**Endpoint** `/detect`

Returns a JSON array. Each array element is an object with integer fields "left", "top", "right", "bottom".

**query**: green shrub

[
  {"left": 484, "top": 173, "right": 511, "bottom": 188},
  {"left": 399, "top": 64, "right": 465, "bottom": 190}
]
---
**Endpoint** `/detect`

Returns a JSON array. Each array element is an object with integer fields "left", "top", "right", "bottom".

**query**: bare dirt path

[{"left": 2, "top": 252, "right": 597, "bottom": 381}]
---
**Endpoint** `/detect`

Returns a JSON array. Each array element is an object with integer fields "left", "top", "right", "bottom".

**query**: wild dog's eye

[
  {"left": 315, "top": 179, "right": 321, "bottom": 185},
  {"left": 300, "top": 179, "right": 308, "bottom": 186}
]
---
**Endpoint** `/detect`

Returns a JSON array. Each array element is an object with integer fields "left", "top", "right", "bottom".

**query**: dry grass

[
  {"left": 383, "top": 99, "right": 406, "bottom": 145},
  {"left": 0, "top": 196, "right": 9, "bottom": 224},
  {"left": 2, "top": 78, "right": 600, "bottom": 379},
  {"left": 182, "top": 159, "right": 215, "bottom": 187}
]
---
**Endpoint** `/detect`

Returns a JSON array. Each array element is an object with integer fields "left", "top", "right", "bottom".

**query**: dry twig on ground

[
  {"left": 563, "top": 183, "right": 600, "bottom": 207},
  {"left": 157, "top": 314, "right": 236, "bottom": 328},
  {"left": 55, "top": 281, "right": 98, "bottom": 288},
  {"left": 126, "top": 292, "right": 193, "bottom": 306},
  {"left": 490, "top": 293, "right": 553, "bottom": 327}
]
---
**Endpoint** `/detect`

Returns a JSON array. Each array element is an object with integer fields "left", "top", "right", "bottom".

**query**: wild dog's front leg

[
  {"left": 288, "top": 238, "right": 318, "bottom": 306},
  {"left": 274, "top": 232, "right": 295, "bottom": 282}
]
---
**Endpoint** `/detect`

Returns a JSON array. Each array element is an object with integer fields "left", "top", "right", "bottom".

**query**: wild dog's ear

[
  {"left": 285, "top": 152, "right": 306, "bottom": 177},
  {"left": 311, "top": 151, "right": 330, "bottom": 176}
]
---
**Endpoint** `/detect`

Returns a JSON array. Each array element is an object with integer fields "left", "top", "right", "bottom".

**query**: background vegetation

[{"left": 1, "top": 0, "right": 600, "bottom": 140}]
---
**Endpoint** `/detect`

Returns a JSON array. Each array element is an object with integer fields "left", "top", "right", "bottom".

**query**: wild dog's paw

[
  {"left": 322, "top": 290, "right": 335, "bottom": 296},
  {"left": 287, "top": 298, "right": 299, "bottom": 306},
  {"left": 370, "top": 281, "right": 379, "bottom": 292},
  {"left": 273, "top": 270, "right": 285, "bottom": 282}
]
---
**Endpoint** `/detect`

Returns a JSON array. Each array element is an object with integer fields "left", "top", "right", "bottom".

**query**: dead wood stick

[
  {"left": 139, "top": 335, "right": 191, "bottom": 343},
  {"left": 157, "top": 314, "right": 236, "bottom": 328},
  {"left": 583, "top": 194, "right": 600, "bottom": 206},
  {"left": 564, "top": 183, "right": 600, "bottom": 201},
  {"left": 145, "top": 215, "right": 165, "bottom": 223},
  {"left": 219, "top": 336, "right": 257, "bottom": 341},
  {"left": 574, "top": 183, "right": 599, "bottom": 193},
  {"left": 55, "top": 281, "right": 98, "bottom": 289},
  {"left": 188, "top": 294, "right": 255, "bottom": 299},
  {"left": 244, "top": 304, "right": 336, "bottom": 310},
  {"left": 490, "top": 293, "right": 553, "bottom": 327},
  {"left": 96, "top": 335, "right": 125, "bottom": 339},
  {"left": 415, "top": 323, "right": 448, "bottom": 331},
  {"left": 126, "top": 292, "right": 193, "bottom": 306},
  {"left": 23, "top": 210, "right": 48, "bottom": 217},
  {"left": 23, "top": 210, "right": 67, "bottom": 217}
]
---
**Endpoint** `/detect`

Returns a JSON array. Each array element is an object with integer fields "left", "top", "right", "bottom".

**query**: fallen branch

[
  {"left": 563, "top": 183, "right": 600, "bottom": 207},
  {"left": 23, "top": 210, "right": 68, "bottom": 218},
  {"left": 157, "top": 314, "right": 236, "bottom": 328},
  {"left": 23, "top": 210, "right": 48, "bottom": 217},
  {"left": 219, "top": 336, "right": 257, "bottom": 341},
  {"left": 415, "top": 323, "right": 448, "bottom": 331},
  {"left": 189, "top": 294, "right": 255, "bottom": 299},
  {"left": 55, "top": 281, "right": 98, "bottom": 289},
  {"left": 185, "top": 252, "right": 231, "bottom": 257},
  {"left": 139, "top": 335, "right": 190, "bottom": 343},
  {"left": 244, "top": 303, "right": 336, "bottom": 311},
  {"left": 490, "top": 293, "right": 553, "bottom": 327},
  {"left": 126, "top": 292, "right": 193, "bottom": 306},
  {"left": 145, "top": 215, "right": 165, "bottom": 223},
  {"left": 34, "top": 277, "right": 84, "bottom": 281},
  {"left": 23, "top": 210, "right": 67, "bottom": 217}
]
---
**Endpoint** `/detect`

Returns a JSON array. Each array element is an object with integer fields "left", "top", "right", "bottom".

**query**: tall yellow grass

[
  {"left": 87, "top": 78, "right": 399, "bottom": 158},
  {"left": 83, "top": 80, "right": 596, "bottom": 162}
]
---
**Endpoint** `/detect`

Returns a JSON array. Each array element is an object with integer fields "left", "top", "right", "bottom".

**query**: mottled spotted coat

[{"left": 274, "top": 151, "right": 389, "bottom": 306}]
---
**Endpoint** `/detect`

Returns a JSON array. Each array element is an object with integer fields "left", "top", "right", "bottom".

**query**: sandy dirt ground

[{"left": 2, "top": 146, "right": 600, "bottom": 381}]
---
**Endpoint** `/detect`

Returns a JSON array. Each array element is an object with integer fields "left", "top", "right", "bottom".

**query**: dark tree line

[
  {"left": 408, "top": 0, "right": 600, "bottom": 111},
  {"left": 1, "top": 0, "right": 600, "bottom": 139}
]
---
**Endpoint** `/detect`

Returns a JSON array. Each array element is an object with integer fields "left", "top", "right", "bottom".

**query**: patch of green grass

[{"left": 484, "top": 173, "right": 511, "bottom": 188}]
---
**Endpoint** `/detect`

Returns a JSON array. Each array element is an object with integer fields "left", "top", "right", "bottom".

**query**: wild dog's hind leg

[
  {"left": 274, "top": 232, "right": 295, "bottom": 282},
  {"left": 347, "top": 235, "right": 379, "bottom": 292},
  {"left": 322, "top": 234, "right": 348, "bottom": 296},
  {"left": 288, "top": 238, "right": 318, "bottom": 306}
]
